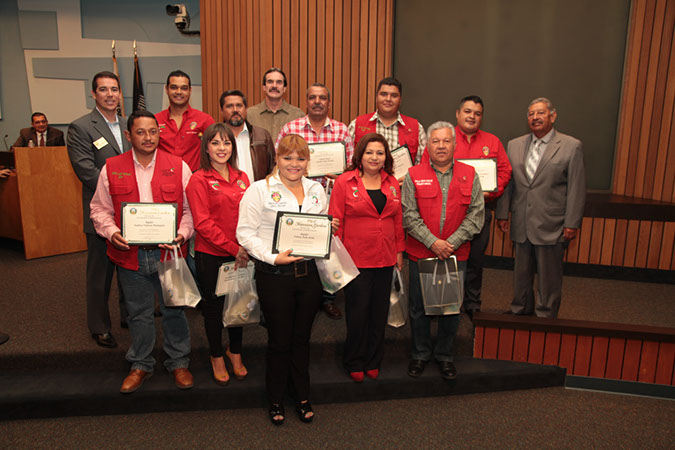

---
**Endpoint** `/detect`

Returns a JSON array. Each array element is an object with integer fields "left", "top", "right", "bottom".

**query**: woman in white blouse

[{"left": 237, "top": 134, "right": 337, "bottom": 426}]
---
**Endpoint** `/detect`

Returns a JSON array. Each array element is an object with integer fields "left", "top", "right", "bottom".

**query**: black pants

[
  {"left": 85, "top": 232, "right": 126, "bottom": 334},
  {"left": 255, "top": 265, "right": 322, "bottom": 404},
  {"left": 463, "top": 209, "right": 493, "bottom": 312},
  {"left": 195, "top": 251, "right": 243, "bottom": 356},
  {"left": 343, "top": 266, "right": 394, "bottom": 372}
]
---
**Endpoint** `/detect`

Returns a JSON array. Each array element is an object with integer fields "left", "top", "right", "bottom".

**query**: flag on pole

[
  {"left": 111, "top": 40, "right": 126, "bottom": 117},
  {"left": 132, "top": 41, "right": 146, "bottom": 112}
]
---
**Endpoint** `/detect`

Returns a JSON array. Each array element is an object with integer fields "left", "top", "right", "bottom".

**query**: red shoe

[
  {"left": 365, "top": 369, "right": 379, "bottom": 379},
  {"left": 349, "top": 371, "right": 364, "bottom": 382}
]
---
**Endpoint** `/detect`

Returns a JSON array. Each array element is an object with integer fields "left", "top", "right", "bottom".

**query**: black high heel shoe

[
  {"left": 296, "top": 400, "right": 314, "bottom": 423},
  {"left": 268, "top": 403, "right": 285, "bottom": 426}
]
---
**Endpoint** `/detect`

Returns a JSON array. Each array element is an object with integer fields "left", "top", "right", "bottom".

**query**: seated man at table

[
  {"left": 90, "top": 110, "right": 195, "bottom": 394},
  {"left": 13, "top": 112, "right": 65, "bottom": 147}
]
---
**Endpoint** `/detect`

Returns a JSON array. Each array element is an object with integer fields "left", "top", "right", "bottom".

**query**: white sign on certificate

[
  {"left": 121, "top": 202, "right": 177, "bottom": 245},
  {"left": 456, "top": 158, "right": 498, "bottom": 192},
  {"left": 272, "top": 212, "right": 333, "bottom": 259},
  {"left": 307, "top": 141, "right": 346, "bottom": 178},
  {"left": 391, "top": 144, "right": 413, "bottom": 180}
]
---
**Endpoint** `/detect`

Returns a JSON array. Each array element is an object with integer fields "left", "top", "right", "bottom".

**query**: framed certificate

[
  {"left": 307, "top": 141, "right": 346, "bottom": 178},
  {"left": 121, "top": 202, "right": 177, "bottom": 245},
  {"left": 456, "top": 158, "right": 498, "bottom": 192},
  {"left": 391, "top": 144, "right": 413, "bottom": 180},
  {"left": 272, "top": 212, "right": 333, "bottom": 259}
]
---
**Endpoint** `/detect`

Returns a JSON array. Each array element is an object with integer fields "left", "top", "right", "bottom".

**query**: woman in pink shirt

[{"left": 186, "top": 123, "right": 250, "bottom": 385}]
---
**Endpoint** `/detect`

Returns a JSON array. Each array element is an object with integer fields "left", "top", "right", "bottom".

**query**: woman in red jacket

[
  {"left": 186, "top": 123, "right": 250, "bottom": 385},
  {"left": 329, "top": 132, "right": 405, "bottom": 382}
]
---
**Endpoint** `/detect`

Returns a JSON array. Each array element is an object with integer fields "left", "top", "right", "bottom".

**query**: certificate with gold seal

[
  {"left": 456, "top": 158, "right": 498, "bottom": 192},
  {"left": 272, "top": 212, "right": 333, "bottom": 259},
  {"left": 307, "top": 141, "right": 346, "bottom": 178},
  {"left": 121, "top": 202, "right": 177, "bottom": 245}
]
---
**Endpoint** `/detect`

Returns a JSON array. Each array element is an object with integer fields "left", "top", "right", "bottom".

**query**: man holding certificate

[
  {"left": 453, "top": 96, "right": 512, "bottom": 319},
  {"left": 90, "top": 110, "right": 195, "bottom": 394},
  {"left": 275, "top": 83, "right": 354, "bottom": 320},
  {"left": 402, "top": 121, "right": 484, "bottom": 380},
  {"left": 348, "top": 77, "right": 427, "bottom": 175}
]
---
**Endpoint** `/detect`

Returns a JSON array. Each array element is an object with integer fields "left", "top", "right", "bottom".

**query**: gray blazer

[
  {"left": 495, "top": 129, "right": 586, "bottom": 246},
  {"left": 67, "top": 109, "right": 130, "bottom": 234}
]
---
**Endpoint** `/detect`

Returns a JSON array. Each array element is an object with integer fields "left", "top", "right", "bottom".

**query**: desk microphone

[{"left": 3, "top": 135, "right": 9, "bottom": 151}]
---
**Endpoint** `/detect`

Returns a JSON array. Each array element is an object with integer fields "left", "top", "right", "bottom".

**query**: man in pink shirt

[
  {"left": 90, "top": 110, "right": 195, "bottom": 394},
  {"left": 155, "top": 70, "right": 215, "bottom": 172}
]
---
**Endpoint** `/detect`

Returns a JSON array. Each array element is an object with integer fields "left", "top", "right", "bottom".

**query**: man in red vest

[
  {"left": 90, "top": 110, "right": 195, "bottom": 394},
  {"left": 454, "top": 96, "right": 512, "bottom": 320},
  {"left": 402, "top": 121, "right": 484, "bottom": 380},
  {"left": 348, "top": 77, "right": 427, "bottom": 173}
]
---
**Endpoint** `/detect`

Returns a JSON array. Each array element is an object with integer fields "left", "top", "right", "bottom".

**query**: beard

[{"left": 228, "top": 115, "right": 244, "bottom": 127}]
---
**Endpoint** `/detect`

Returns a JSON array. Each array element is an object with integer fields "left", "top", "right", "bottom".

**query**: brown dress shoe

[
  {"left": 322, "top": 302, "right": 342, "bottom": 320},
  {"left": 172, "top": 368, "right": 194, "bottom": 389},
  {"left": 120, "top": 369, "right": 152, "bottom": 394}
]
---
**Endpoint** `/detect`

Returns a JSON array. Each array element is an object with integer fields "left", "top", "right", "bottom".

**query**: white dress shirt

[
  {"left": 236, "top": 175, "right": 328, "bottom": 265},
  {"left": 235, "top": 124, "right": 254, "bottom": 182}
]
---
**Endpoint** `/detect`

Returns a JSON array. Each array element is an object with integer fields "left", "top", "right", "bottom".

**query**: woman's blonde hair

[{"left": 266, "top": 134, "right": 311, "bottom": 186}]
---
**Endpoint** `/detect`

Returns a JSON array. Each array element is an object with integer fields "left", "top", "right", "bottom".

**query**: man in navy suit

[
  {"left": 68, "top": 71, "right": 131, "bottom": 348},
  {"left": 496, "top": 98, "right": 585, "bottom": 318}
]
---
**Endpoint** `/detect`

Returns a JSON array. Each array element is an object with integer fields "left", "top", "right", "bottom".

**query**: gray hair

[
  {"left": 528, "top": 97, "right": 556, "bottom": 114},
  {"left": 426, "top": 121, "right": 456, "bottom": 143}
]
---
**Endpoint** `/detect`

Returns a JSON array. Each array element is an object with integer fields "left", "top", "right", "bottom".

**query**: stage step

[{"left": 1, "top": 352, "right": 565, "bottom": 421}]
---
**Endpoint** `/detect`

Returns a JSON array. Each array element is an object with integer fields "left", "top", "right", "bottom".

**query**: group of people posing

[{"left": 65, "top": 67, "right": 585, "bottom": 426}]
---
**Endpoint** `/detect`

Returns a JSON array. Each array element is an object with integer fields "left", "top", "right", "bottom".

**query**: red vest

[
  {"left": 354, "top": 113, "right": 421, "bottom": 163},
  {"left": 105, "top": 150, "right": 186, "bottom": 270},
  {"left": 405, "top": 161, "right": 475, "bottom": 261}
]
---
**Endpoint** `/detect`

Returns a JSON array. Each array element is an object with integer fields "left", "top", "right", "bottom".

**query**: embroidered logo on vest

[
  {"left": 482, "top": 146, "right": 490, "bottom": 156},
  {"left": 390, "top": 186, "right": 398, "bottom": 197},
  {"left": 189, "top": 121, "right": 197, "bottom": 130},
  {"left": 237, "top": 180, "right": 246, "bottom": 189},
  {"left": 271, "top": 192, "right": 282, "bottom": 202},
  {"left": 111, "top": 171, "right": 132, "bottom": 179}
]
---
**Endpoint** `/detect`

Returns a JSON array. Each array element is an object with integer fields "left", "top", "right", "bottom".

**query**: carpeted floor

[{"left": 1, "top": 240, "right": 673, "bottom": 447}]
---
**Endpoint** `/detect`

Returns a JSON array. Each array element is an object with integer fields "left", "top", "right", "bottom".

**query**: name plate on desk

[
  {"left": 272, "top": 212, "right": 333, "bottom": 259},
  {"left": 307, "top": 141, "right": 346, "bottom": 178},
  {"left": 456, "top": 158, "right": 497, "bottom": 192},
  {"left": 391, "top": 144, "right": 413, "bottom": 180},
  {"left": 121, "top": 202, "right": 177, "bottom": 245}
]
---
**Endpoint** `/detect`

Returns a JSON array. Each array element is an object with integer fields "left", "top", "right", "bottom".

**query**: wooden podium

[{"left": 0, "top": 146, "right": 87, "bottom": 259}]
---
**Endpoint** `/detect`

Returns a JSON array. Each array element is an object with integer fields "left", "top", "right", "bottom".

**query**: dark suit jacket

[
  {"left": 67, "top": 109, "right": 130, "bottom": 234},
  {"left": 13, "top": 126, "right": 65, "bottom": 147},
  {"left": 247, "top": 121, "right": 275, "bottom": 181},
  {"left": 496, "top": 129, "right": 586, "bottom": 245}
]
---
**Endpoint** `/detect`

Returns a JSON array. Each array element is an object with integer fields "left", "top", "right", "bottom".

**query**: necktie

[
  {"left": 39, "top": 133, "right": 45, "bottom": 147},
  {"left": 526, "top": 139, "right": 542, "bottom": 181}
]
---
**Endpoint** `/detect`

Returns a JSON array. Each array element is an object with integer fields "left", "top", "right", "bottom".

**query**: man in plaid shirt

[{"left": 275, "top": 83, "right": 354, "bottom": 320}]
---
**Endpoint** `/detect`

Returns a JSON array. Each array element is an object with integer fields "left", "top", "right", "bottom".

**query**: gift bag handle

[{"left": 393, "top": 267, "right": 404, "bottom": 295}]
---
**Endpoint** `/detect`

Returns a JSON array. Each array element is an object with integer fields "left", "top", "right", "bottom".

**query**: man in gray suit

[
  {"left": 496, "top": 98, "right": 585, "bottom": 318},
  {"left": 67, "top": 71, "right": 131, "bottom": 348}
]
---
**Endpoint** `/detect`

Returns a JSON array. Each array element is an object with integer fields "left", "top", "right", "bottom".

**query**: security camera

[
  {"left": 166, "top": 4, "right": 189, "bottom": 29},
  {"left": 166, "top": 4, "right": 199, "bottom": 36}
]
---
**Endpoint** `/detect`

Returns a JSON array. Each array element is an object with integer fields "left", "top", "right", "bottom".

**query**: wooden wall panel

[
  {"left": 614, "top": 0, "right": 675, "bottom": 203},
  {"left": 201, "top": 0, "right": 395, "bottom": 126}
]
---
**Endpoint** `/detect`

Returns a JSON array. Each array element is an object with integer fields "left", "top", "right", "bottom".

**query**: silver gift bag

[
  {"left": 388, "top": 267, "right": 408, "bottom": 327},
  {"left": 418, "top": 256, "right": 463, "bottom": 316}
]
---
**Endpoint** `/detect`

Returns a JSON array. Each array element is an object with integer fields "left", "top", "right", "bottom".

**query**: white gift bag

[
  {"left": 158, "top": 246, "right": 201, "bottom": 308},
  {"left": 315, "top": 236, "right": 360, "bottom": 294},
  {"left": 388, "top": 267, "right": 408, "bottom": 328}
]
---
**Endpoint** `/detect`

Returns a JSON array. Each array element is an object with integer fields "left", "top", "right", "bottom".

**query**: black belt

[{"left": 254, "top": 259, "right": 317, "bottom": 278}]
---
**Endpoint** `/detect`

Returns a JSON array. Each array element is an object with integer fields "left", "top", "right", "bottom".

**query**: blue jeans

[
  {"left": 408, "top": 258, "right": 466, "bottom": 362},
  {"left": 117, "top": 249, "right": 191, "bottom": 373}
]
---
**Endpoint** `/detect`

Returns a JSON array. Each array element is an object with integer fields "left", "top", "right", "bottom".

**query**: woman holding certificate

[
  {"left": 186, "top": 123, "right": 250, "bottom": 386},
  {"left": 237, "top": 134, "right": 336, "bottom": 426},
  {"left": 329, "top": 132, "right": 405, "bottom": 382}
]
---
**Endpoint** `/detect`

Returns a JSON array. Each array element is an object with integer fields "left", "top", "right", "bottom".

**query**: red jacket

[
  {"left": 354, "top": 112, "right": 421, "bottom": 163},
  {"left": 186, "top": 165, "right": 249, "bottom": 257},
  {"left": 105, "top": 150, "right": 186, "bottom": 270},
  {"left": 329, "top": 169, "right": 405, "bottom": 268},
  {"left": 405, "top": 161, "right": 475, "bottom": 261},
  {"left": 454, "top": 128, "right": 511, "bottom": 203},
  {"left": 156, "top": 106, "right": 215, "bottom": 172}
]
